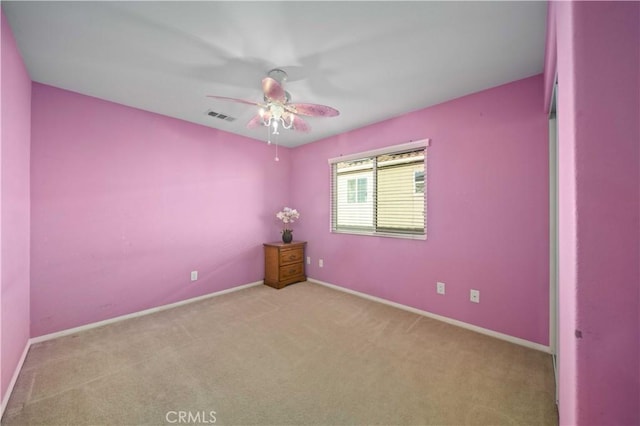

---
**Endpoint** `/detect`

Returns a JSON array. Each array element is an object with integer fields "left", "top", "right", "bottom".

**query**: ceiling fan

[{"left": 207, "top": 68, "right": 340, "bottom": 137}]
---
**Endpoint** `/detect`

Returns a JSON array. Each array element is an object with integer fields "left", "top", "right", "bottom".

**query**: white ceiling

[{"left": 2, "top": 1, "right": 547, "bottom": 147}]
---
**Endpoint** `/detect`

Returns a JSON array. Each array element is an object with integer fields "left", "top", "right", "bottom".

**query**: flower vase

[{"left": 282, "top": 229, "right": 293, "bottom": 244}]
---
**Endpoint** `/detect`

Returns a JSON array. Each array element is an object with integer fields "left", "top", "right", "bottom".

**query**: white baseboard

[
  {"left": 3, "top": 277, "right": 548, "bottom": 420},
  {"left": 1, "top": 340, "right": 30, "bottom": 418},
  {"left": 307, "top": 278, "right": 551, "bottom": 354},
  {"left": 2, "top": 280, "right": 262, "bottom": 418},
  {"left": 31, "top": 280, "right": 263, "bottom": 344}
]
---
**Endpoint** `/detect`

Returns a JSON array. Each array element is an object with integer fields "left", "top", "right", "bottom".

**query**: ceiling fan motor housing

[{"left": 267, "top": 68, "right": 288, "bottom": 84}]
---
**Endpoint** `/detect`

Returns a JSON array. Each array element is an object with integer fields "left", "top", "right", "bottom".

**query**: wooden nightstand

[{"left": 263, "top": 241, "right": 307, "bottom": 289}]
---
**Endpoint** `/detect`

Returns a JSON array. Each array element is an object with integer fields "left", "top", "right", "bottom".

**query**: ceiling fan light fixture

[{"left": 261, "top": 103, "right": 295, "bottom": 135}]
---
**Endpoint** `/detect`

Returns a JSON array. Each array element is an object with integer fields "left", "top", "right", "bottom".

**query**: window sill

[{"left": 331, "top": 229, "right": 426, "bottom": 241}]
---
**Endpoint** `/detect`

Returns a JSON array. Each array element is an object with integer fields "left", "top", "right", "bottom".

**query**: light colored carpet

[{"left": 3, "top": 281, "right": 558, "bottom": 425}]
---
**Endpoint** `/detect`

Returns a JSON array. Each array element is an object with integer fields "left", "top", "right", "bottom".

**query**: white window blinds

[{"left": 329, "top": 140, "right": 428, "bottom": 239}]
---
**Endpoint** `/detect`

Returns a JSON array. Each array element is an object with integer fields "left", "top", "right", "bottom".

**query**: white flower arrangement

[{"left": 276, "top": 207, "right": 300, "bottom": 231}]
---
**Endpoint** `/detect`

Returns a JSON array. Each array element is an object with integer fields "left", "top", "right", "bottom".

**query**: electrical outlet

[
  {"left": 436, "top": 282, "right": 446, "bottom": 295},
  {"left": 319, "top": 259, "right": 324, "bottom": 268},
  {"left": 306, "top": 256, "right": 311, "bottom": 265},
  {"left": 190, "top": 271, "right": 198, "bottom": 282},
  {"left": 470, "top": 289, "right": 480, "bottom": 303}
]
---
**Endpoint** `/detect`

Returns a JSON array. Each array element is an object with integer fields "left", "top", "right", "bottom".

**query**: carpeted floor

[{"left": 3, "top": 281, "right": 558, "bottom": 425}]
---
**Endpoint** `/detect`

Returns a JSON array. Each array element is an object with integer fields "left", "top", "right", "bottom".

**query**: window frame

[{"left": 328, "top": 139, "right": 429, "bottom": 241}]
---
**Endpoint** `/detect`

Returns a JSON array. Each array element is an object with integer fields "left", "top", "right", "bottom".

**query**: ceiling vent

[{"left": 206, "top": 110, "right": 236, "bottom": 122}]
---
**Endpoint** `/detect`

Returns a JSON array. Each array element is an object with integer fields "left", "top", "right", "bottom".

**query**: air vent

[{"left": 206, "top": 110, "right": 236, "bottom": 122}]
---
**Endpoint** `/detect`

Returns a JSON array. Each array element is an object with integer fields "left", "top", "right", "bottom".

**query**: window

[
  {"left": 414, "top": 171, "right": 425, "bottom": 194},
  {"left": 347, "top": 177, "right": 368, "bottom": 203},
  {"left": 329, "top": 140, "right": 428, "bottom": 239},
  {"left": 334, "top": 159, "right": 374, "bottom": 229}
]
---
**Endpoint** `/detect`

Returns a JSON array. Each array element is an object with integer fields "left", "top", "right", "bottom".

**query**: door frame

[{"left": 548, "top": 76, "right": 559, "bottom": 405}]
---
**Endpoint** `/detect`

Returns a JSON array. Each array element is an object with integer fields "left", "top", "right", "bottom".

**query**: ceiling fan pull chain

[{"left": 274, "top": 130, "right": 279, "bottom": 162}]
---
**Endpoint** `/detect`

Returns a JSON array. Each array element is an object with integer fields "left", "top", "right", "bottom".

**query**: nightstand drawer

[
  {"left": 279, "top": 247, "right": 304, "bottom": 265},
  {"left": 279, "top": 262, "right": 303, "bottom": 281}
]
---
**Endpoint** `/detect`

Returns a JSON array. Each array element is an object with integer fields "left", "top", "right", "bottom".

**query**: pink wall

[
  {"left": 30, "top": 83, "right": 290, "bottom": 336},
  {"left": 0, "top": 11, "right": 31, "bottom": 406},
  {"left": 546, "top": 1, "right": 640, "bottom": 424},
  {"left": 291, "top": 75, "right": 550, "bottom": 346}
]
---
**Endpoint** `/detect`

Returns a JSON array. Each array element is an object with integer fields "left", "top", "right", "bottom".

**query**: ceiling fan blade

[
  {"left": 262, "top": 77, "right": 287, "bottom": 103},
  {"left": 287, "top": 103, "right": 340, "bottom": 117},
  {"left": 247, "top": 111, "right": 271, "bottom": 129},
  {"left": 247, "top": 114, "right": 263, "bottom": 129},
  {"left": 207, "top": 95, "right": 260, "bottom": 106},
  {"left": 291, "top": 115, "right": 311, "bottom": 133}
]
